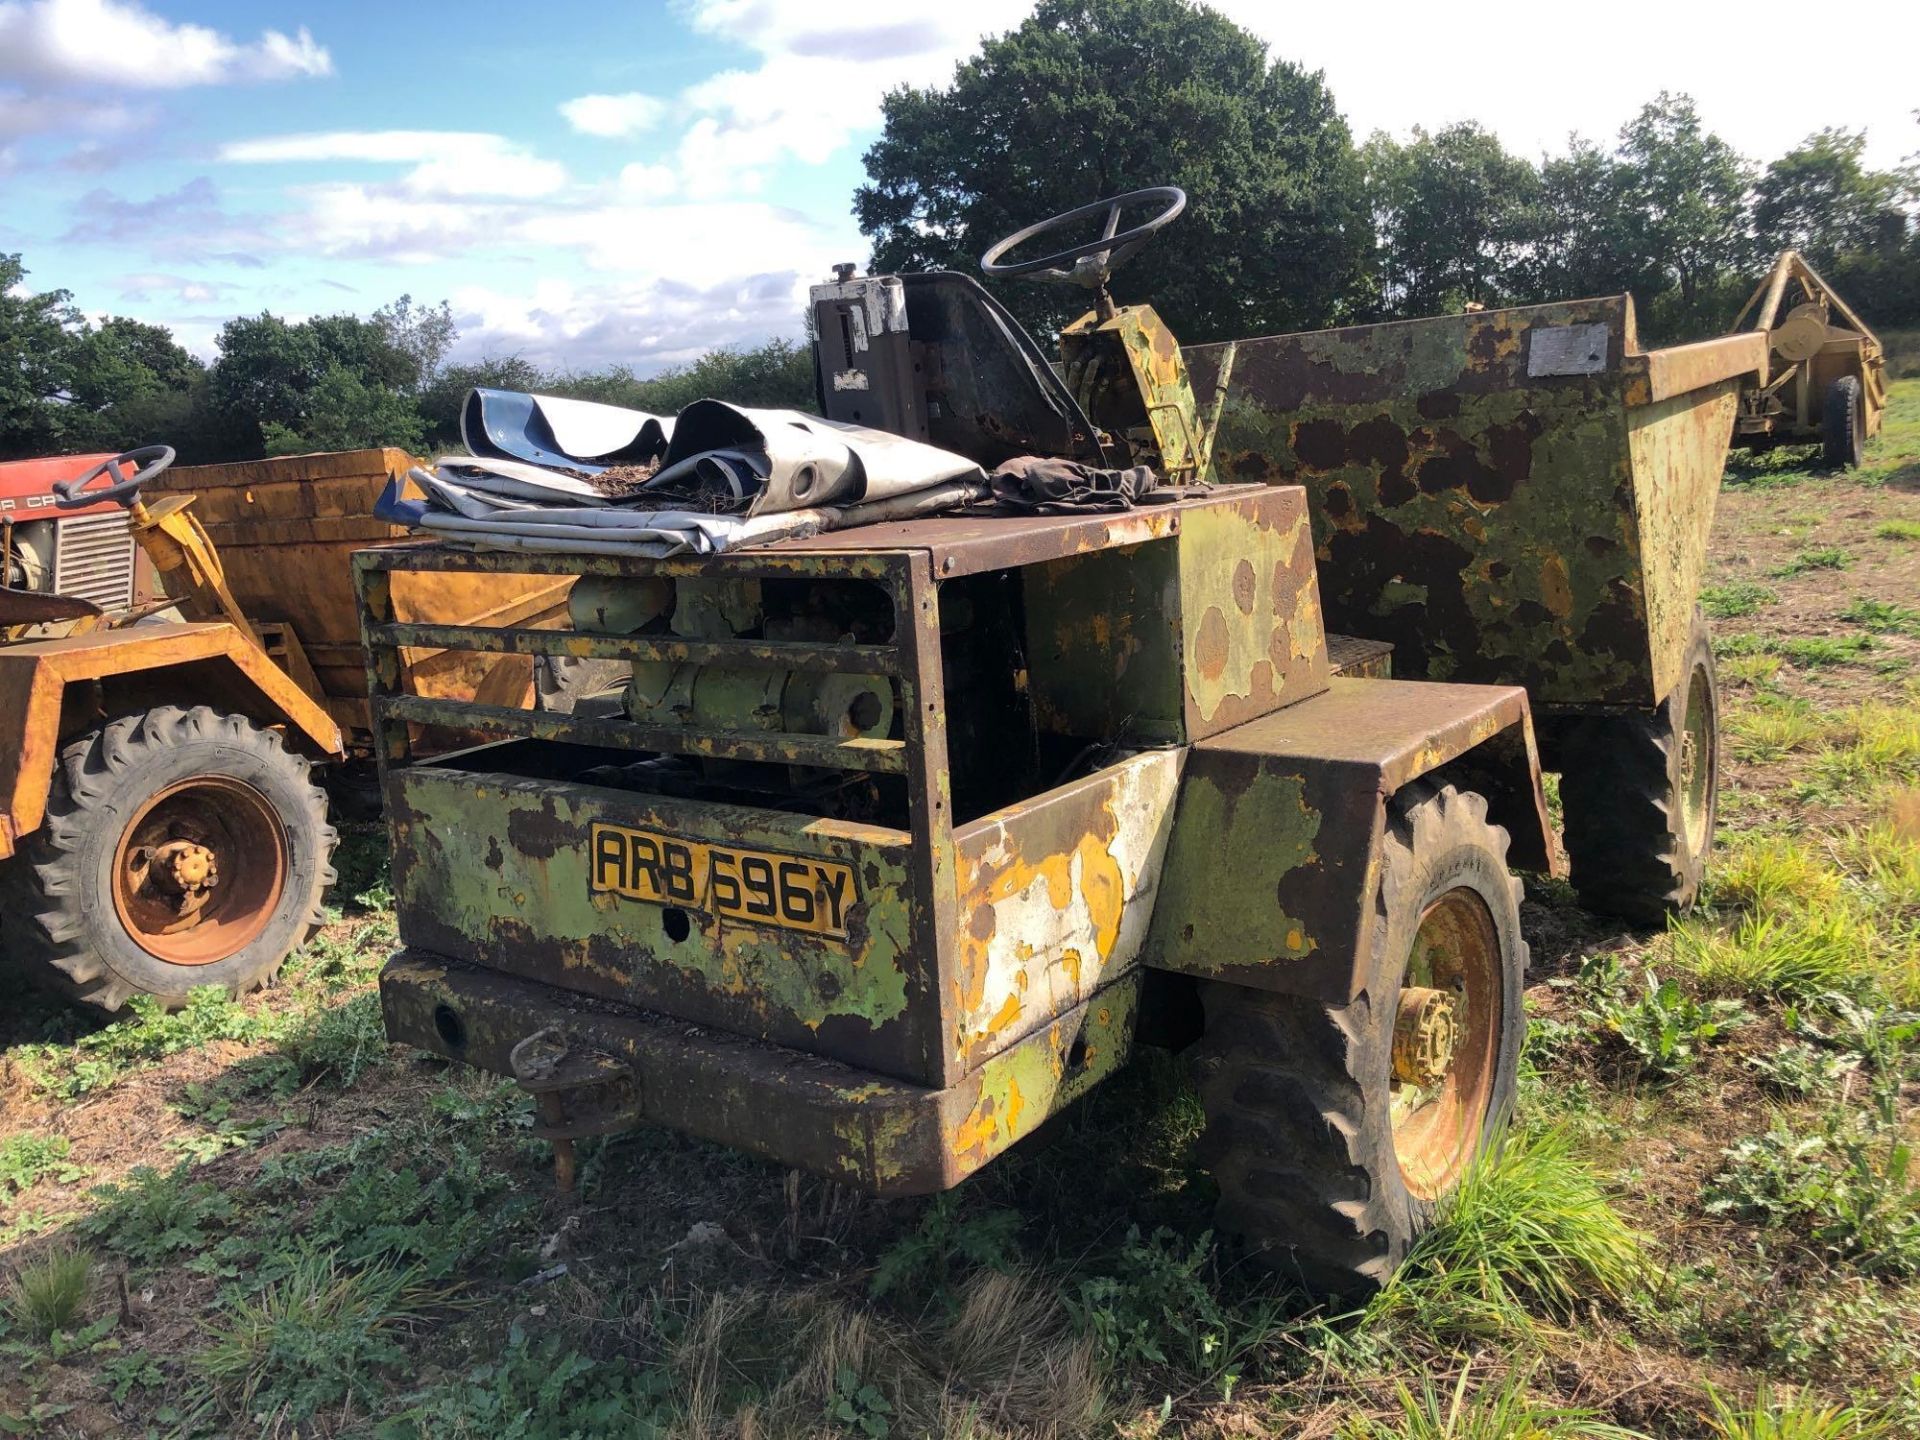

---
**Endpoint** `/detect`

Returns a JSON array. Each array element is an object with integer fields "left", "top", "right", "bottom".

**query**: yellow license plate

[{"left": 588, "top": 823, "right": 857, "bottom": 938}]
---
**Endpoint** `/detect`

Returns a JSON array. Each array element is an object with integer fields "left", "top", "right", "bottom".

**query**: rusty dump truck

[
  {"left": 1, "top": 447, "right": 568, "bottom": 1014},
  {"left": 362, "top": 189, "right": 1757, "bottom": 1292}
]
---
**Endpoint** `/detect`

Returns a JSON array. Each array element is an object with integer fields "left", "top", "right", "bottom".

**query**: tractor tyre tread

[
  {"left": 1194, "top": 781, "right": 1526, "bottom": 1298},
  {"left": 1559, "top": 613, "right": 1718, "bottom": 926},
  {"left": 1823, "top": 375, "right": 1864, "bottom": 470},
  {"left": 0, "top": 705, "right": 336, "bottom": 1015}
]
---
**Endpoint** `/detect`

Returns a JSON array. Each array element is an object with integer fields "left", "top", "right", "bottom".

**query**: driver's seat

[{"left": 811, "top": 270, "right": 1104, "bottom": 469}]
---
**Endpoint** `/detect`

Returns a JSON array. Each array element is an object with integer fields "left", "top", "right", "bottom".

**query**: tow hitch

[{"left": 508, "top": 1027, "right": 642, "bottom": 1193}]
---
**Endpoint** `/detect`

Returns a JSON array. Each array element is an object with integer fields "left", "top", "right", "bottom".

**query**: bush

[
  {"left": 195, "top": 1249, "right": 447, "bottom": 1423},
  {"left": 1581, "top": 967, "right": 1747, "bottom": 1079},
  {"left": 1705, "top": 1109, "right": 1920, "bottom": 1277}
]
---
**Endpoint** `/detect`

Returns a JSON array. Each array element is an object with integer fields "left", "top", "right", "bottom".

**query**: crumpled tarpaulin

[
  {"left": 987, "top": 456, "right": 1162, "bottom": 514},
  {"left": 384, "top": 393, "right": 989, "bottom": 558},
  {"left": 462, "top": 388, "right": 672, "bottom": 473}
]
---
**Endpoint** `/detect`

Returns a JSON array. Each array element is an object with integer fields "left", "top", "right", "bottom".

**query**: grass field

[{"left": 4, "top": 384, "right": 1919, "bottom": 1439}]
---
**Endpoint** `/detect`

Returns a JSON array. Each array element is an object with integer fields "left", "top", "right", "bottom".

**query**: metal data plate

[{"left": 1527, "top": 322, "right": 1611, "bottom": 376}]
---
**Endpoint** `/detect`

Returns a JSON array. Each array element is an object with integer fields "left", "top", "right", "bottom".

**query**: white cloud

[
  {"left": 560, "top": 91, "right": 668, "bottom": 139},
  {"left": 618, "top": 161, "right": 678, "bottom": 199},
  {"left": 115, "top": 270, "right": 233, "bottom": 303},
  {"left": 0, "top": 0, "right": 331, "bottom": 89},
  {"left": 446, "top": 270, "right": 816, "bottom": 373},
  {"left": 663, "top": 0, "right": 1034, "bottom": 198},
  {"left": 220, "top": 130, "right": 567, "bottom": 199},
  {"left": 1212, "top": 0, "right": 1920, "bottom": 172}
]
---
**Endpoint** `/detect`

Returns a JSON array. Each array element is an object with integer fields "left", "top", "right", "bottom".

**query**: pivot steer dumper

[{"left": 368, "top": 188, "right": 1561, "bottom": 1294}]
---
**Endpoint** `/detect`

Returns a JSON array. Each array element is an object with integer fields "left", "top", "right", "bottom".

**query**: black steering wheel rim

[
  {"left": 53, "top": 445, "right": 176, "bottom": 509},
  {"left": 980, "top": 186, "right": 1186, "bottom": 284}
]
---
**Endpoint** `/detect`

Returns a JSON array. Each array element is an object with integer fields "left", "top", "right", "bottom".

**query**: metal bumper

[{"left": 380, "top": 952, "right": 1140, "bottom": 1196}]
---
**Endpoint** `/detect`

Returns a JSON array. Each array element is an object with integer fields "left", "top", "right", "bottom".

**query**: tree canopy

[{"left": 855, "top": 0, "right": 1373, "bottom": 342}]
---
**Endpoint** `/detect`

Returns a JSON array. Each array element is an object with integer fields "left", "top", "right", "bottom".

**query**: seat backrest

[{"left": 813, "top": 271, "right": 1102, "bottom": 469}]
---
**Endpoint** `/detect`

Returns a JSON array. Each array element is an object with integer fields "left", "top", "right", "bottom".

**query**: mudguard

[{"left": 1144, "top": 676, "right": 1554, "bottom": 1003}]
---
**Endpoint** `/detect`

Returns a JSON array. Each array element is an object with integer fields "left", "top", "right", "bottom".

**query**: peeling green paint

[
  {"left": 1149, "top": 761, "right": 1321, "bottom": 973},
  {"left": 390, "top": 767, "right": 922, "bottom": 1070}
]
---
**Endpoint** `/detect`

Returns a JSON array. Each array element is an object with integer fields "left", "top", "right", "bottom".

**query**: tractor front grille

[{"left": 53, "top": 511, "right": 136, "bottom": 611}]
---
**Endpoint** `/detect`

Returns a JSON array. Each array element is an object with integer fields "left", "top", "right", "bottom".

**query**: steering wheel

[
  {"left": 981, "top": 186, "right": 1186, "bottom": 287},
  {"left": 54, "top": 445, "right": 176, "bottom": 509}
]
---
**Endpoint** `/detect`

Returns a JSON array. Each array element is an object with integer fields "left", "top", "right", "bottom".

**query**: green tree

[
  {"left": 62, "top": 317, "right": 205, "bottom": 453},
  {"left": 206, "top": 309, "right": 428, "bottom": 458},
  {"left": 1612, "top": 93, "right": 1753, "bottom": 334},
  {"left": 260, "top": 364, "right": 425, "bottom": 456},
  {"left": 854, "top": 0, "right": 1372, "bottom": 342},
  {"left": 0, "top": 254, "right": 81, "bottom": 458},
  {"left": 1510, "top": 138, "right": 1652, "bottom": 305},
  {"left": 374, "top": 295, "right": 457, "bottom": 391},
  {"left": 1364, "top": 122, "right": 1540, "bottom": 317},
  {"left": 1753, "top": 128, "right": 1905, "bottom": 266},
  {"left": 544, "top": 338, "right": 819, "bottom": 418}
]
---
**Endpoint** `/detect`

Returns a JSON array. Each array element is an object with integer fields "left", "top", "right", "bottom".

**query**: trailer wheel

[
  {"left": 1559, "top": 612, "right": 1719, "bottom": 925},
  {"left": 1194, "top": 782, "right": 1526, "bottom": 1297},
  {"left": 1822, "top": 375, "right": 1865, "bottom": 470},
  {"left": 0, "top": 706, "right": 337, "bottom": 1014}
]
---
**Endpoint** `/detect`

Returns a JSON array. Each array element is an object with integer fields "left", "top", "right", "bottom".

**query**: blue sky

[{"left": 2, "top": 0, "right": 1916, "bottom": 375}]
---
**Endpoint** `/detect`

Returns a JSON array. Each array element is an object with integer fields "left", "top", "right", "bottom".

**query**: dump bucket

[
  {"left": 1186, "top": 296, "right": 1766, "bottom": 711},
  {"left": 152, "top": 448, "right": 572, "bottom": 738}
]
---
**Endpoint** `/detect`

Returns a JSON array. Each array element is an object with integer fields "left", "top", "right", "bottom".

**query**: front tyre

[
  {"left": 1559, "top": 611, "right": 1719, "bottom": 925},
  {"left": 1822, "top": 375, "right": 1864, "bottom": 470},
  {"left": 0, "top": 706, "right": 337, "bottom": 1014},
  {"left": 1195, "top": 782, "right": 1527, "bottom": 1297}
]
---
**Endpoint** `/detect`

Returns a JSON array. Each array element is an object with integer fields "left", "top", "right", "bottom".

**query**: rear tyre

[
  {"left": 1559, "top": 612, "right": 1719, "bottom": 925},
  {"left": 1194, "top": 782, "right": 1526, "bottom": 1297},
  {"left": 0, "top": 706, "right": 337, "bottom": 1014},
  {"left": 1822, "top": 375, "right": 1864, "bottom": 470}
]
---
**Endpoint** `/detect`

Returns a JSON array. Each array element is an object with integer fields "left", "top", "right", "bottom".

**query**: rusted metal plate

[
  {"left": 771, "top": 487, "right": 1251, "bottom": 578},
  {"left": 951, "top": 749, "right": 1181, "bottom": 1071},
  {"left": 386, "top": 764, "right": 946, "bottom": 1083},
  {"left": 1185, "top": 296, "right": 1756, "bottom": 710},
  {"left": 153, "top": 450, "right": 570, "bottom": 733},
  {"left": 1627, "top": 385, "right": 1742, "bottom": 701},
  {"left": 380, "top": 951, "right": 1139, "bottom": 1195},
  {"left": 1145, "top": 677, "right": 1551, "bottom": 1003},
  {"left": 1175, "top": 487, "right": 1330, "bottom": 735},
  {"left": 1326, "top": 633, "right": 1393, "bottom": 679},
  {"left": 1022, "top": 486, "right": 1330, "bottom": 744},
  {"left": 0, "top": 622, "right": 344, "bottom": 858}
]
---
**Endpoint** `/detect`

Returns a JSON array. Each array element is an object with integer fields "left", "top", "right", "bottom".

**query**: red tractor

[{"left": 1, "top": 453, "right": 148, "bottom": 620}]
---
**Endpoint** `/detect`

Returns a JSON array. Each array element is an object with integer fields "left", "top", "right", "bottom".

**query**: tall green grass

[
  {"left": 1340, "top": 1362, "right": 1644, "bottom": 1439},
  {"left": 1364, "top": 1130, "right": 1648, "bottom": 1341},
  {"left": 1705, "top": 1381, "right": 1890, "bottom": 1439}
]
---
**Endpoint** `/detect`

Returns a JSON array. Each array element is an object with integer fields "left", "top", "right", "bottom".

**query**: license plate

[{"left": 588, "top": 823, "right": 857, "bottom": 938}]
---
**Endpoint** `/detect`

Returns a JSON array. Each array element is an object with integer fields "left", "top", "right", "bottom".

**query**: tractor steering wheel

[
  {"left": 980, "top": 186, "right": 1186, "bottom": 288},
  {"left": 54, "top": 445, "right": 176, "bottom": 509}
]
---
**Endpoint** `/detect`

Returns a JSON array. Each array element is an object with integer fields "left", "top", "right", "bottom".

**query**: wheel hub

[
  {"left": 132, "top": 837, "right": 222, "bottom": 932},
  {"left": 1392, "top": 985, "right": 1460, "bottom": 1088},
  {"left": 111, "top": 776, "right": 289, "bottom": 966},
  {"left": 1390, "top": 886, "right": 1502, "bottom": 1201}
]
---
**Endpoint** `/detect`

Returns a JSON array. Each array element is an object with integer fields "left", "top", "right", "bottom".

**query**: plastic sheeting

[
  {"left": 386, "top": 392, "right": 990, "bottom": 559},
  {"left": 462, "top": 388, "right": 672, "bottom": 473}
]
